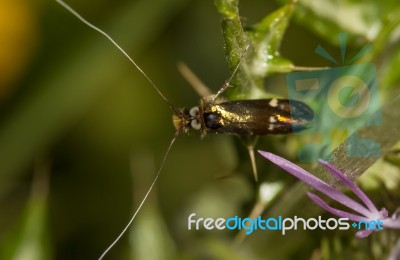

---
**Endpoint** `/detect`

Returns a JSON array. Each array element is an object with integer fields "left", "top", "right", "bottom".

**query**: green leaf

[
  {"left": 247, "top": 2, "right": 295, "bottom": 76},
  {"left": 215, "top": 0, "right": 296, "bottom": 99},
  {"left": 215, "top": 0, "right": 258, "bottom": 100},
  {"left": 214, "top": 0, "right": 239, "bottom": 19},
  {"left": 280, "top": 0, "right": 399, "bottom": 45}
]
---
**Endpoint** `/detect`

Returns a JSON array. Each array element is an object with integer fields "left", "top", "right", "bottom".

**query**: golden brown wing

[{"left": 202, "top": 99, "right": 313, "bottom": 135}]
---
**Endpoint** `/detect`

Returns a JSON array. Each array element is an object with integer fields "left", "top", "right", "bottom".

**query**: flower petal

[
  {"left": 382, "top": 218, "right": 400, "bottom": 229},
  {"left": 319, "top": 160, "right": 379, "bottom": 216},
  {"left": 258, "top": 151, "right": 371, "bottom": 217},
  {"left": 307, "top": 192, "right": 366, "bottom": 222},
  {"left": 355, "top": 229, "right": 374, "bottom": 238}
]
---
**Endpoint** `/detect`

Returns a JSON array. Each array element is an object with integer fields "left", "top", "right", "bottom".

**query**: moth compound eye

[
  {"left": 189, "top": 106, "right": 200, "bottom": 117},
  {"left": 191, "top": 119, "right": 201, "bottom": 130}
]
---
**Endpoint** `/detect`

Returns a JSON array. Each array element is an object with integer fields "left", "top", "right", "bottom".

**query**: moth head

[{"left": 172, "top": 106, "right": 202, "bottom": 134}]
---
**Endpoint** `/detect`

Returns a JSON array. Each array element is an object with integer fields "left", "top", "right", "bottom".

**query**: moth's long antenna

[
  {"left": 55, "top": 0, "right": 181, "bottom": 258},
  {"left": 99, "top": 132, "right": 178, "bottom": 260},
  {"left": 55, "top": 0, "right": 176, "bottom": 111}
]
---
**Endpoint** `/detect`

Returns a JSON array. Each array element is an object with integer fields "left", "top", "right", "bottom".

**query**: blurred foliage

[
  {"left": 0, "top": 0, "right": 38, "bottom": 102},
  {"left": 0, "top": 0, "right": 399, "bottom": 259},
  {"left": 0, "top": 158, "right": 51, "bottom": 260}
]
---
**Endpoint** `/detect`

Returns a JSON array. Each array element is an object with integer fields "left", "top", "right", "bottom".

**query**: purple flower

[{"left": 258, "top": 151, "right": 400, "bottom": 239}]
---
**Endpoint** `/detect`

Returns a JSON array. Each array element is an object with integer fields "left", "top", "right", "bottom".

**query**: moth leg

[
  {"left": 248, "top": 136, "right": 260, "bottom": 182},
  {"left": 210, "top": 78, "right": 231, "bottom": 104},
  {"left": 248, "top": 143, "right": 258, "bottom": 182},
  {"left": 177, "top": 62, "right": 213, "bottom": 97},
  {"left": 211, "top": 45, "right": 250, "bottom": 103},
  {"left": 239, "top": 135, "right": 260, "bottom": 182}
]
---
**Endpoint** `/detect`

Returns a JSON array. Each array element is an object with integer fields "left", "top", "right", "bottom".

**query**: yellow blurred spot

[{"left": 0, "top": 0, "right": 38, "bottom": 101}]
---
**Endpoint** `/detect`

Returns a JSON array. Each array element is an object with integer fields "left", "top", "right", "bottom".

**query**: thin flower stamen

[{"left": 318, "top": 160, "right": 379, "bottom": 216}]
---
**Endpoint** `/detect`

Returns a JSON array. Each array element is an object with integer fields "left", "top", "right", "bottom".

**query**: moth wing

[{"left": 212, "top": 99, "right": 313, "bottom": 135}]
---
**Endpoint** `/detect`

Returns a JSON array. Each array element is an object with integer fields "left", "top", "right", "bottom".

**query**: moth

[
  {"left": 56, "top": 1, "right": 313, "bottom": 259},
  {"left": 174, "top": 98, "right": 313, "bottom": 136}
]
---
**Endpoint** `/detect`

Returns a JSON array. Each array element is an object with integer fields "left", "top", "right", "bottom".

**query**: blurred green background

[{"left": 0, "top": 0, "right": 399, "bottom": 259}]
